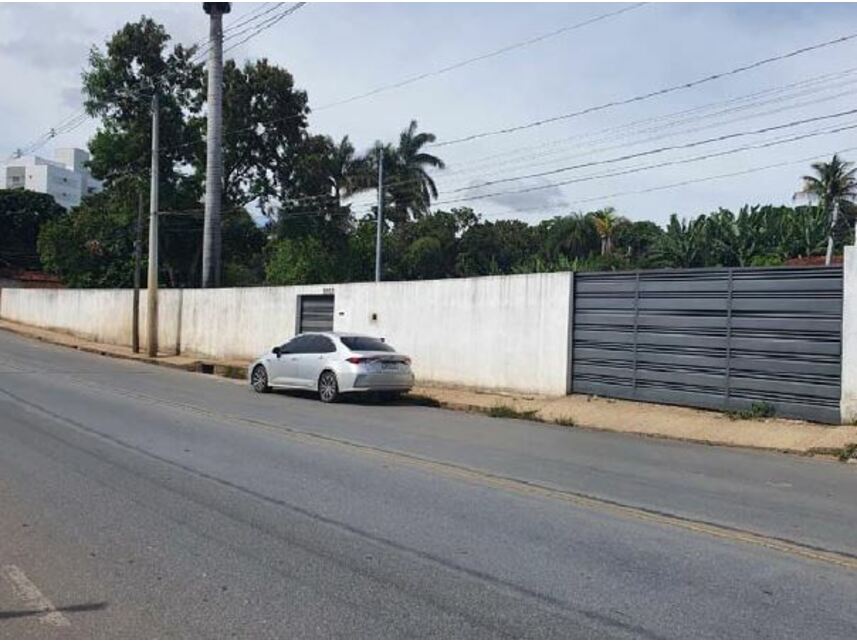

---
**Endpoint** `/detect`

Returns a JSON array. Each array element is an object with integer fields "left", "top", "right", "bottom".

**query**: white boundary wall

[
  {"left": 841, "top": 246, "right": 857, "bottom": 423},
  {"left": 333, "top": 273, "right": 572, "bottom": 394},
  {"left": 0, "top": 272, "right": 573, "bottom": 395}
]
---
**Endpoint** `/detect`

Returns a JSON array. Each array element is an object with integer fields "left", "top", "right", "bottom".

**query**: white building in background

[{"left": 0, "top": 148, "right": 102, "bottom": 210}]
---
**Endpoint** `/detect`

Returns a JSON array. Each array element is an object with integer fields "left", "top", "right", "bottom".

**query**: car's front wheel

[
  {"left": 318, "top": 370, "right": 339, "bottom": 403},
  {"left": 251, "top": 365, "right": 271, "bottom": 393}
]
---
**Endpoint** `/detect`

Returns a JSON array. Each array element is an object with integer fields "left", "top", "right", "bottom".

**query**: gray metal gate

[
  {"left": 297, "top": 294, "right": 335, "bottom": 333},
  {"left": 572, "top": 266, "right": 843, "bottom": 423}
]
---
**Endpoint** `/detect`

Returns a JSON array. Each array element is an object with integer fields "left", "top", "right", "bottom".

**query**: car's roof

[{"left": 300, "top": 331, "right": 377, "bottom": 339}]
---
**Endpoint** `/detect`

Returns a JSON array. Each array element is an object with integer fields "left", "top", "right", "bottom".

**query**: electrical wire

[
  {"left": 431, "top": 120, "right": 857, "bottom": 207},
  {"left": 311, "top": 3, "right": 647, "bottom": 113},
  {"left": 430, "top": 30, "right": 857, "bottom": 148},
  {"left": 442, "top": 69, "right": 857, "bottom": 177},
  {"left": 443, "top": 107, "right": 857, "bottom": 195}
]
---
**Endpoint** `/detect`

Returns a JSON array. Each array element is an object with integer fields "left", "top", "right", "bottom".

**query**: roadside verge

[{"left": 2, "top": 318, "right": 855, "bottom": 460}]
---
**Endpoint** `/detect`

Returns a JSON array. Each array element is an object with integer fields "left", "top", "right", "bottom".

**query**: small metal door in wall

[{"left": 297, "top": 295, "right": 335, "bottom": 333}]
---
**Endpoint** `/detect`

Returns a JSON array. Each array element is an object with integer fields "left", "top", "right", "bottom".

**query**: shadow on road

[
  {"left": 0, "top": 601, "right": 109, "bottom": 620},
  {"left": 272, "top": 389, "right": 441, "bottom": 408}
]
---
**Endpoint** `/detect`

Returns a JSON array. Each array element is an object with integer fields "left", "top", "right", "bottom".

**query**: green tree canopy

[{"left": 0, "top": 189, "right": 65, "bottom": 270}]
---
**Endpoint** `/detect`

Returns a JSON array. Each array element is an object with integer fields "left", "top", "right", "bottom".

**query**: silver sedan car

[{"left": 248, "top": 332, "right": 414, "bottom": 402}]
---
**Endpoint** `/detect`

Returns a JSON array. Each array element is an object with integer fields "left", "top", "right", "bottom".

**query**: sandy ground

[{"left": 1, "top": 318, "right": 855, "bottom": 458}]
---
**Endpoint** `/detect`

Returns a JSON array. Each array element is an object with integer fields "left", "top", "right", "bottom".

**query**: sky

[{"left": 3, "top": 1, "right": 857, "bottom": 226}]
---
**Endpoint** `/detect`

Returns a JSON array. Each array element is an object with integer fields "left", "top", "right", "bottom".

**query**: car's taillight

[
  {"left": 346, "top": 356, "right": 374, "bottom": 364},
  {"left": 403, "top": 357, "right": 411, "bottom": 365}
]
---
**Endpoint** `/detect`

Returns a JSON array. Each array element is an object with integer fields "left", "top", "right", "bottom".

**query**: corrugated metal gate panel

[
  {"left": 572, "top": 266, "right": 843, "bottom": 423},
  {"left": 298, "top": 295, "right": 335, "bottom": 333}
]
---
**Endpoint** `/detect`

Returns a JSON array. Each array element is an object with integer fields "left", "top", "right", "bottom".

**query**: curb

[{"left": 2, "top": 322, "right": 854, "bottom": 463}]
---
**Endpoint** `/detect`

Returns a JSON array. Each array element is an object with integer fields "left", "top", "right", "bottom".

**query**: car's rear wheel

[
  {"left": 318, "top": 370, "right": 339, "bottom": 403},
  {"left": 251, "top": 365, "right": 271, "bottom": 393}
]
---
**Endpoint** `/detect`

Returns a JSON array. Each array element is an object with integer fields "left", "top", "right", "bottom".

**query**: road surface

[{"left": 0, "top": 330, "right": 855, "bottom": 638}]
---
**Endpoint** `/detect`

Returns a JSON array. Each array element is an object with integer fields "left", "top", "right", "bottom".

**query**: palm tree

[
  {"left": 589, "top": 207, "right": 623, "bottom": 256},
  {"left": 327, "top": 136, "right": 359, "bottom": 204},
  {"left": 794, "top": 154, "right": 857, "bottom": 265},
  {"left": 388, "top": 120, "right": 446, "bottom": 221},
  {"left": 539, "top": 213, "right": 599, "bottom": 260}
]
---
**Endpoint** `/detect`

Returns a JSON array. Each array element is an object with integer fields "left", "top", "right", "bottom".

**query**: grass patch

[
  {"left": 553, "top": 415, "right": 576, "bottom": 427},
  {"left": 727, "top": 401, "right": 776, "bottom": 421},
  {"left": 839, "top": 443, "right": 857, "bottom": 463},
  {"left": 215, "top": 365, "right": 246, "bottom": 380},
  {"left": 486, "top": 405, "right": 538, "bottom": 420}
]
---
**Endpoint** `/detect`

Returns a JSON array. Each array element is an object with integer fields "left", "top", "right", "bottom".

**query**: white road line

[{"left": 2, "top": 564, "right": 70, "bottom": 627}]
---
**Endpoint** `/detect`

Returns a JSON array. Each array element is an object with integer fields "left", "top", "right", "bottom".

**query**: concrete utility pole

[
  {"left": 375, "top": 146, "right": 383, "bottom": 282},
  {"left": 147, "top": 92, "right": 160, "bottom": 358},
  {"left": 201, "top": 2, "right": 231, "bottom": 289},
  {"left": 132, "top": 190, "right": 143, "bottom": 354},
  {"left": 826, "top": 200, "right": 840, "bottom": 266}
]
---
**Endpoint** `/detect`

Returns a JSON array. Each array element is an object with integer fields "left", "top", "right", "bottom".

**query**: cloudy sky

[{"left": 3, "top": 1, "right": 857, "bottom": 225}]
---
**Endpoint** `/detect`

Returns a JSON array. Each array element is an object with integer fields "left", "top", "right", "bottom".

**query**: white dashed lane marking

[{"left": 2, "top": 564, "right": 71, "bottom": 627}]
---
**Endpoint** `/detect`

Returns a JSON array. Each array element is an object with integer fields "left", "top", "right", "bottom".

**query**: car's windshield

[{"left": 340, "top": 336, "right": 396, "bottom": 352}]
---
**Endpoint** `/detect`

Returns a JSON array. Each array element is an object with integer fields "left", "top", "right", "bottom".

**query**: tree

[
  {"left": 265, "top": 236, "right": 342, "bottom": 285},
  {"left": 651, "top": 214, "right": 708, "bottom": 268},
  {"left": 200, "top": 58, "right": 310, "bottom": 208},
  {"left": 82, "top": 19, "right": 317, "bottom": 286},
  {"left": 588, "top": 207, "right": 625, "bottom": 256},
  {"left": 0, "top": 189, "right": 65, "bottom": 270},
  {"left": 38, "top": 187, "right": 137, "bottom": 287},
  {"left": 83, "top": 17, "right": 203, "bottom": 205},
  {"left": 613, "top": 219, "right": 663, "bottom": 266},
  {"left": 456, "top": 216, "right": 536, "bottom": 276},
  {"left": 795, "top": 154, "right": 857, "bottom": 265},
  {"left": 387, "top": 208, "right": 475, "bottom": 279},
  {"left": 776, "top": 205, "right": 827, "bottom": 260},
  {"left": 536, "top": 214, "right": 599, "bottom": 262},
  {"left": 360, "top": 121, "right": 445, "bottom": 224}
]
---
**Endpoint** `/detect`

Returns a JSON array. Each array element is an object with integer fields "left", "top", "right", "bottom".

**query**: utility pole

[
  {"left": 825, "top": 199, "right": 840, "bottom": 266},
  {"left": 375, "top": 146, "right": 383, "bottom": 282},
  {"left": 147, "top": 92, "right": 160, "bottom": 358},
  {"left": 132, "top": 190, "right": 143, "bottom": 353},
  {"left": 201, "top": 2, "right": 230, "bottom": 288}
]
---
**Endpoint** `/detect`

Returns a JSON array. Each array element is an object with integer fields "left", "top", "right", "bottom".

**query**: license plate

[{"left": 381, "top": 362, "right": 399, "bottom": 371}]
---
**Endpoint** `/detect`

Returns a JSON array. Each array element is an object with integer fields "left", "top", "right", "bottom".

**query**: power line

[
  {"left": 280, "top": 100, "right": 857, "bottom": 209},
  {"left": 222, "top": 3, "right": 307, "bottom": 56},
  {"left": 432, "top": 120, "right": 857, "bottom": 207},
  {"left": 122, "top": 2, "right": 648, "bottom": 158},
  {"left": 442, "top": 68, "right": 857, "bottom": 177},
  {"left": 190, "top": 3, "right": 288, "bottom": 64},
  {"left": 4, "top": 4, "right": 304, "bottom": 160},
  {"left": 430, "top": 30, "right": 857, "bottom": 148},
  {"left": 311, "top": 3, "right": 647, "bottom": 112},
  {"left": 562, "top": 144, "right": 857, "bottom": 208},
  {"left": 443, "top": 107, "right": 857, "bottom": 194}
]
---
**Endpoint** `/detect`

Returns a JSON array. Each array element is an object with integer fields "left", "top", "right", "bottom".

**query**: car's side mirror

[{"left": 272, "top": 346, "right": 282, "bottom": 358}]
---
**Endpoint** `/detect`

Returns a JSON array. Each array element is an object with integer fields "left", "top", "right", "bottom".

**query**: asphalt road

[{"left": 0, "top": 330, "right": 855, "bottom": 638}]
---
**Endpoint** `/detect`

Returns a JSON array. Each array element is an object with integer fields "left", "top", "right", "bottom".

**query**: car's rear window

[{"left": 341, "top": 336, "right": 395, "bottom": 352}]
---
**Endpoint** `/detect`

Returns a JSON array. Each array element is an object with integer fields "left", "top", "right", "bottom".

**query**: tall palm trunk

[{"left": 825, "top": 200, "right": 839, "bottom": 266}]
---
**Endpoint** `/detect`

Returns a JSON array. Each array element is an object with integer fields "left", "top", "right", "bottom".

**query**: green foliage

[
  {"left": 553, "top": 416, "right": 576, "bottom": 427},
  {"left": 38, "top": 189, "right": 137, "bottom": 287},
  {"left": 265, "top": 236, "right": 343, "bottom": 285},
  {"left": 83, "top": 17, "right": 202, "bottom": 199},
  {"left": 838, "top": 443, "right": 857, "bottom": 462},
  {"left": 456, "top": 218, "right": 536, "bottom": 276},
  {"left": 485, "top": 405, "right": 538, "bottom": 420},
  {"left": 0, "top": 189, "right": 65, "bottom": 270},
  {"left": 209, "top": 58, "right": 310, "bottom": 206},
  {"left": 727, "top": 401, "right": 776, "bottom": 421},
  {"left": 55, "top": 18, "right": 855, "bottom": 289}
]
